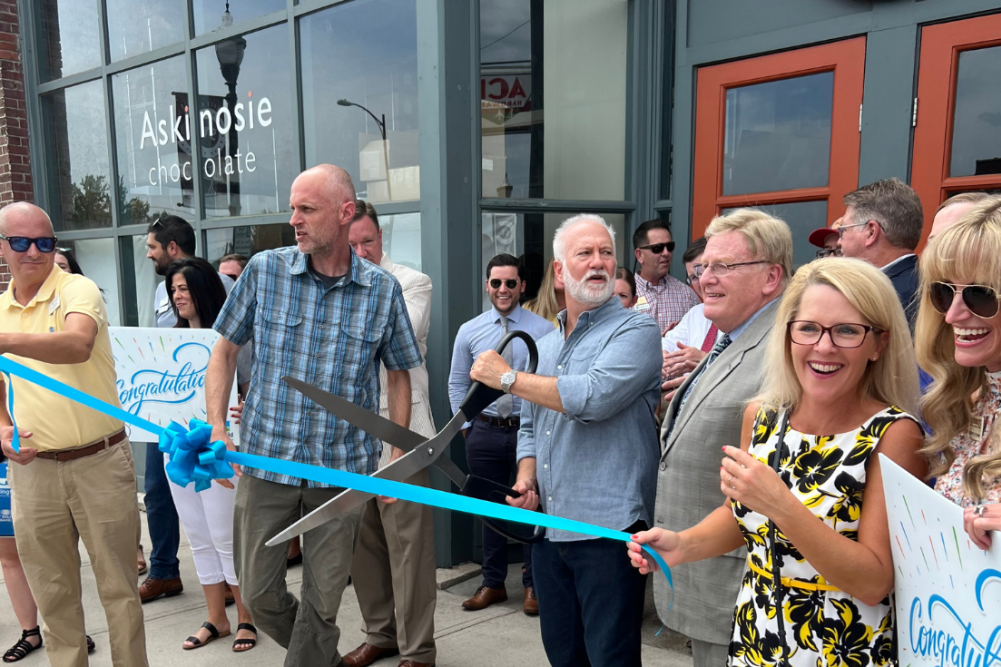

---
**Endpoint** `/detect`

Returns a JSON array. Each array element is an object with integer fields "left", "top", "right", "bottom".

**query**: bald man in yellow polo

[{"left": 0, "top": 202, "right": 147, "bottom": 667}]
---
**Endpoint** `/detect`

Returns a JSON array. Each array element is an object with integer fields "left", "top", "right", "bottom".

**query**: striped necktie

[{"left": 675, "top": 333, "right": 732, "bottom": 417}]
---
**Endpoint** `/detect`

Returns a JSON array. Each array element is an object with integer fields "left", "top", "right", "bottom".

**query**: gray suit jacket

[{"left": 652, "top": 299, "right": 779, "bottom": 645}]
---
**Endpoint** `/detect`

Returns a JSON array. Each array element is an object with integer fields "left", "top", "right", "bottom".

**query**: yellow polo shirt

[{"left": 0, "top": 266, "right": 122, "bottom": 451}]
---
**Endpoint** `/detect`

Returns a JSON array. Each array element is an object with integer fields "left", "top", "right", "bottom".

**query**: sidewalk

[{"left": 0, "top": 504, "right": 693, "bottom": 666}]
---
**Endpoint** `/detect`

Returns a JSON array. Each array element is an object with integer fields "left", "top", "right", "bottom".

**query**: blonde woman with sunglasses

[{"left": 916, "top": 197, "right": 1001, "bottom": 549}]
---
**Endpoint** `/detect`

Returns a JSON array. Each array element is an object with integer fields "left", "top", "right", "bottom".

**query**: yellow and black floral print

[{"left": 726, "top": 406, "right": 916, "bottom": 667}]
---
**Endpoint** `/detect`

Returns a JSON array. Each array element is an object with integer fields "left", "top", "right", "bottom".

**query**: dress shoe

[
  {"left": 461, "top": 585, "right": 507, "bottom": 610},
  {"left": 342, "top": 642, "right": 399, "bottom": 667},
  {"left": 139, "top": 577, "right": 183, "bottom": 603},
  {"left": 523, "top": 587, "right": 539, "bottom": 616},
  {"left": 398, "top": 661, "right": 435, "bottom": 667}
]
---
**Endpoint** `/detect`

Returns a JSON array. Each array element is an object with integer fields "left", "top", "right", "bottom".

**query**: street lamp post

[
  {"left": 337, "top": 98, "right": 392, "bottom": 200},
  {"left": 215, "top": 3, "right": 246, "bottom": 218}
]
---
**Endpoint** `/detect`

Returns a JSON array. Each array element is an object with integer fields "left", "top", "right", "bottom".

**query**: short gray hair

[
  {"left": 552, "top": 214, "right": 617, "bottom": 262},
  {"left": 706, "top": 208, "right": 793, "bottom": 285},
  {"left": 843, "top": 177, "right": 923, "bottom": 251}
]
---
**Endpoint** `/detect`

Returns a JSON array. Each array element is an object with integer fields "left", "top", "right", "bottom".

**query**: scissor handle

[
  {"left": 461, "top": 474, "right": 546, "bottom": 544},
  {"left": 457, "top": 330, "right": 539, "bottom": 421}
]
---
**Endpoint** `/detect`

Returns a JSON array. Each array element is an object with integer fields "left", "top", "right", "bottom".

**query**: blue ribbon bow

[{"left": 159, "top": 419, "right": 234, "bottom": 492}]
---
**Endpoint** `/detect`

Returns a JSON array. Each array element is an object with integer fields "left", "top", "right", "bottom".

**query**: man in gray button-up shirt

[{"left": 470, "top": 214, "right": 662, "bottom": 667}]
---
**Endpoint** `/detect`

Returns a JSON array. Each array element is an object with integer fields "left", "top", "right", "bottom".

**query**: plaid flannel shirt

[
  {"left": 214, "top": 246, "right": 422, "bottom": 487},
  {"left": 634, "top": 273, "right": 701, "bottom": 333}
]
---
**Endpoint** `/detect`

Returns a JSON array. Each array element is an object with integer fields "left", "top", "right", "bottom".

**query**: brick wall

[{"left": 0, "top": 0, "right": 32, "bottom": 291}]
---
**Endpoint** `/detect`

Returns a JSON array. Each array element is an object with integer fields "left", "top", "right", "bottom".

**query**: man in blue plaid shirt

[{"left": 205, "top": 164, "right": 422, "bottom": 667}]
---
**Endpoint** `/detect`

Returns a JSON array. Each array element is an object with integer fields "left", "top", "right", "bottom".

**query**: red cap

[{"left": 808, "top": 227, "right": 838, "bottom": 248}]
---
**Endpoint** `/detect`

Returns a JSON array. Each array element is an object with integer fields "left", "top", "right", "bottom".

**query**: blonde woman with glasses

[
  {"left": 629, "top": 258, "right": 926, "bottom": 667},
  {"left": 916, "top": 197, "right": 1001, "bottom": 549}
]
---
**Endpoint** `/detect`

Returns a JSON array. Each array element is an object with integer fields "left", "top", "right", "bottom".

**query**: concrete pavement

[{"left": 0, "top": 503, "right": 693, "bottom": 666}]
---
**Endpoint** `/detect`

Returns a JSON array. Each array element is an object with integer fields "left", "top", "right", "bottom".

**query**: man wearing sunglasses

[
  {"left": 0, "top": 202, "right": 148, "bottom": 665},
  {"left": 632, "top": 219, "right": 700, "bottom": 335},
  {"left": 447, "top": 253, "right": 552, "bottom": 615},
  {"left": 837, "top": 178, "right": 924, "bottom": 328}
]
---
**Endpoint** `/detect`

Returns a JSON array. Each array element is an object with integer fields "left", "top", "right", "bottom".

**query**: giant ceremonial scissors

[{"left": 265, "top": 330, "right": 545, "bottom": 547}]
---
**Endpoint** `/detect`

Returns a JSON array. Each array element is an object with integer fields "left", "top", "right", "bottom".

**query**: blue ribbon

[{"left": 0, "top": 354, "right": 672, "bottom": 586}]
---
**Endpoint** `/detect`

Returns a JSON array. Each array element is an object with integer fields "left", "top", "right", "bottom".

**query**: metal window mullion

[
  {"left": 478, "top": 198, "right": 637, "bottom": 213},
  {"left": 199, "top": 213, "right": 293, "bottom": 230},
  {"left": 292, "top": 0, "right": 351, "bottom": 20},
  {"left": 16, "top": 0, "right": 47, "bottom": 209},
  {"left": 289, "top": 0, "right": 304, "bottom": 174},
  {"left": 187, "top": 9, "right": 288, "bottom": 50},
  {"left": 36, "top": 68, "right": 103, "bottom": 94},
  {"left": 185, "top": 44, "right": 205, "bottom": 228}
]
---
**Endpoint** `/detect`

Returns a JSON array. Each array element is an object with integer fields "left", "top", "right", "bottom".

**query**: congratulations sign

[
  {"left": 111, "top": 327, "right": 237, "bottom": 443},
  {"left": 882, "top": 455, "right": 1001, "bottom": 667}
]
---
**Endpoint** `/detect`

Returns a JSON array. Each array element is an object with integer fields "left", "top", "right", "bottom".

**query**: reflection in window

[
  {"left": 120, "top": 234, "right": 161, "bottom": 327},
  {"left": 204, "top": 224, "right": 296, "bottom": 266},
  {"left": 480, "top": 211, "right": 626, "bottom": 311},
  {"left": 193, "top": 0, "right": 284, "bottom": 37},
  {"left": 41, "top": 80, "right": 113, "bottom": 230},
  {"left": 721, "top": 201, "right": 828, "bottom": 268},
  {"left": 301, "top": 0, "right": 419, "bottom": 203},
  {"left": 950, "top": 45, "right": 1001, "bottom": 177},
  {"left": 722, "top": 72, "right": 834, "bottom": 196},
  {"left": 56, "top": 239, "right": 120, "bottom": 326},
  {"left": 480, "top": 0, "right": 627, "bottom": 201},
  {"left": 37, "top": 0, "right": 101, "bottom": 81},
  {"left": 106, "top": 0, "right": 185, "bottom": 62},
  {"left": 112, "top": 56, "right": 194, "bottom": 225},
  {"left": 380, "top": 213, "right": 422, "bottom": 271},
  {"left": 196, "top": 24, "right": 296, "bottom": 218}
]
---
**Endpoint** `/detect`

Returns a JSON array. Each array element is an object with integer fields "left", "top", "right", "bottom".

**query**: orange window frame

[
  {"left": 691, "top": 37, "right": 867, "bottom": 238},
  {"left": 911, "top": 13, "right": 1001, "bottom": 248}
]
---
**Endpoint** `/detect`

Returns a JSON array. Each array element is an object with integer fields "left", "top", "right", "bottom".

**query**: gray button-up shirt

[{"left": 517, "top": 297, "right": 663, "bottom": 541}]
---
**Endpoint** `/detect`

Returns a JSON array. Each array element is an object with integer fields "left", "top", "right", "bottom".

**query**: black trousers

[{"left": 464, "top": 419, "right": 533, "bottom": 589}]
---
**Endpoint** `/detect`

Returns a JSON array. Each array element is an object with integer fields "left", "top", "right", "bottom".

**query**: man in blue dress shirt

[
  {"left": 448, "top": 253, "right": 553, "bottom": 615},
  {"left": 471, "top": 216, "right": 663, "bottom": 666}
]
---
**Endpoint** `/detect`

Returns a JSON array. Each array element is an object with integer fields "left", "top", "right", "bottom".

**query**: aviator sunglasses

[
  {"left": 0, "top": 235, "right": 58, "bottom": 253},
  {"left": 639, "top": 241, "right": 676, "bottom": 254},
  {"left": 929, "top": 282, "right": 1001, "bottom": 319},
  {"left": 489, "top": 278, "right": 519, "bottom": 290}
]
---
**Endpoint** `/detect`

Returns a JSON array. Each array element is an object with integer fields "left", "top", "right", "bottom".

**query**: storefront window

[
  {"left": 300, "top": 0, "right": 419, "bottom": 203},
  {"left": 949, "top": 45, "right": 1001, "bottom": 177},
  {"left": 205, "top": 223, "right": 296, "bottom": 264},
  {"left": 195, "top": 24, "right": 297, "bottom": 218},
  {"left": 41, "top": 80, "right": 113, "bottom": 230},
  {"left": 106, "top": 0, "right": 185, "bottom": 63},
  {"left": 120, "top": 234, "right": 161, "bottom": 327},
  {"left": 721, "top": 201, "right": 827, "bottom": 268},
  {"left": 36, "top": 0, "right": 101, "bottom": 81},
  {"left": 480, "top": 0, "right": 628, "bottom": 201},
  {"left": 112, "top": 56, "right": 193, "bottom": 225},
  {"left": 57, "top": 239, "right": 120, "bottom": 326},
  {"left": 193, "top": 0, "right": 285, "bottom": 37}
]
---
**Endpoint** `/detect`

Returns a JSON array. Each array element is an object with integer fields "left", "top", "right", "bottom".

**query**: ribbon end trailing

[{"left": 160, "top": 419, "right": 234, "bottom": 490}]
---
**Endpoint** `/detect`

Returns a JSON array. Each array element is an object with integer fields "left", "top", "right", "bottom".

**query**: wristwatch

[{"left": 500, "top": 370, "right": 518, "bottom": 394}]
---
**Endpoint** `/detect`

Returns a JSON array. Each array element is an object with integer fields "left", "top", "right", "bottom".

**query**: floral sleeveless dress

[{"left": 727, "top": 406, "right": 917, "bottom": 667}]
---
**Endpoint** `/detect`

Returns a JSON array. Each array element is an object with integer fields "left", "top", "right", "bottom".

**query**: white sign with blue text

[
  {"left": 882, "top": 454, "right": 1001, "bottom": 667},
  {"left": 110, "top": 327, "right": 237, "bottom": 443}
]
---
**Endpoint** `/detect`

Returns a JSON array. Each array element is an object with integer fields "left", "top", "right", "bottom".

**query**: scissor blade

[
  {"left": 265, "top": 414, "right": 468, "bottom": 546},
  {"left": 283, "top": 376, "right": 426, "bottom": 452}
]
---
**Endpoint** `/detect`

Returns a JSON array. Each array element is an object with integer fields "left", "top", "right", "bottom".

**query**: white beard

[{"left": 564, "top": 269, "right": 614, "bottom": 307}]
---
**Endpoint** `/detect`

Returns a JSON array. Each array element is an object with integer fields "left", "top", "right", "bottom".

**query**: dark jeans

[
  {"left": 533, "top": 527, "right": 648, "bottom": 667},
  {"left": 464, "top": 419, "right": 533, "bottom": 589},
  {"left": 144, "top": 442, "right": 180, "bottom": 580}
]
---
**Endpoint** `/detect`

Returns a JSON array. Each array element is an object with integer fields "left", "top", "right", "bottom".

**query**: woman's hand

[
  {"left": 627, "top": 528, "right": 682, "bottom": 575},
  {"left": 964, "top": 504, "right": 1000, "bottom": 550},
  {"left": 720, "top": 445, "right": 794, "bottom": 518},
  {"left": 229, "top": 400, "right": 244, "bottom": 427}
]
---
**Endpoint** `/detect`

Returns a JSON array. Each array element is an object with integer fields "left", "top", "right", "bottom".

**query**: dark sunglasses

[
  {"left": 929, "top": 282, "right": 1000, "bottom": 319},
  {"left": 489, "top": 278, "right": 519, "bottom": 290},
  {"left": 640, "top": 241, "right": 676, "bottom": 254},
  {"left": 0, "top": 235, "right": 58, "bottom": 253}
]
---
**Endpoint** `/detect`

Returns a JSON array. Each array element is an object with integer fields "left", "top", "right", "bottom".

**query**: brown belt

[{"left": 35, "top": 429, "right": 128, "bottom": 462}]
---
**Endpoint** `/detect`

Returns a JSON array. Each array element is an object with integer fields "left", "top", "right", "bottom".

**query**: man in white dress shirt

[
  {"left": 343, "top": 201, "right": 438, "bottom": 667},
  {"left": 661, "top": 238, "right": 717, "bottom": 399}
]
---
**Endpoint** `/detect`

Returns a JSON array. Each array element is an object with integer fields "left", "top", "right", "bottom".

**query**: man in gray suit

[
  {"left": 343, "top": 201, "right": 438, "bottom": 667},
  {"left": 654, "top": 209, "right": 792, "bottom": 667}
]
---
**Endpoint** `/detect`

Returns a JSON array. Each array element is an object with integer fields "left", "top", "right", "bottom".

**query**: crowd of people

[{"left": 0, "top": 165, "right": 996, "bottom": 667}]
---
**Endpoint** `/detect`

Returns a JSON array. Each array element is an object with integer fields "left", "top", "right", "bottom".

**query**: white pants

[{"left": 164, "top": 454, "right": 238, "bottom": 586}]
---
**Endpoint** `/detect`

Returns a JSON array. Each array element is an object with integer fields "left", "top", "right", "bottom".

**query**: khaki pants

[
  {"left": 351, "top": 469, "right": 437, "bottom": 663},
  {"left": 234, "top": 474, "right": 362, "bottom": 667},
  {"left": 9, "top": 439, "right": 147, "bottom": 667}
]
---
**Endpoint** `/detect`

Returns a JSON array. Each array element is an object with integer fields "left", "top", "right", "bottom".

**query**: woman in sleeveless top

[{"left": 629, "top": 258, "right": 927, "bottom": 667}]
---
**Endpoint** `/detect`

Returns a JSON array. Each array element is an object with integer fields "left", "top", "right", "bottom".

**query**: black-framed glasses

[
  {"left": 929, "top": 282, "right": 1001, "bottom": 319},
  {"left": 0, "top": 235, "right": 58, "bottom": 253},
  {"left": 787, "top": 320, "right": 879, "bottom": 348},
  {"left": 815, "top": 248, "right": 842, "bottom": 259},
  {"left": 639, "top": 241, "right": 675, "bottom": 254},
  {"left": 700, "top": 260, "right": 768, "bottom": 277},
  {"left": 489, "top": 278, "right": 519, "bottom": 290}
]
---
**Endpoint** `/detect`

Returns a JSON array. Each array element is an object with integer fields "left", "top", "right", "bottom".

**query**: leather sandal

[
  {"left": 3, "top": 627, "right": 42, "bottom": 662},
  {"left": 232, "top": 623, "right": 257, "bottom": 652},
  {"left": 137, "top": 545, "right": 147, "bottom": 576},
  {"left": 183, "top": 622, "right": 230, "bottom": 650}
]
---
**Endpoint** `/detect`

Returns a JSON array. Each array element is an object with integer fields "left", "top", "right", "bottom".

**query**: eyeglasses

[
  {"left": 787, "top": 320, "right": 879, "bottom": 349},
  {"left": 699, "top": 260, "right": 768, "bottom": 277},
  {"left": 489, "top": 278, "right": 519, "bottom": 290},
  {"left": 686, "top": 264, "right": 704, "bottom": 285},
  {"left": 639, "top": 242, "right": 675, "bottom": 255},
  {"left": 0, "top": 235, "right": 58, "bottom": 253},
  {"left": 815, "top": 248, "right": 842, "bottom": 259},
  {"left": 837, "top": 221, "right": 871, "bottom": 237},
  {"left": 929, "top": 282, "right": 1001, "bottom": 319}
]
